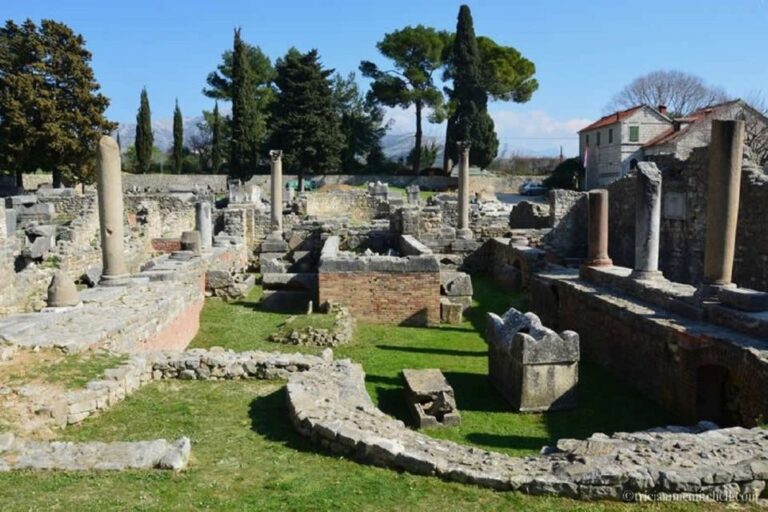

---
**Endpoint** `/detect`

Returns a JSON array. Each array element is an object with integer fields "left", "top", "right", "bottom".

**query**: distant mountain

[{"left": 115, "top": 116, "right": 205, "bottom": 152}]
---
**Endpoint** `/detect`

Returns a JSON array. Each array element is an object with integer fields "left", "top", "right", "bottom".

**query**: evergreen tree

[
  {"left": 332, "top": 72, "right": 387, "bottom": 172},
  {"left": 211, "top": 101, "right": 223, "bottom": 173},
  {"left": 172, "top": 99, "right": 184, "bottom": 174},
  {"left": 0, "top": 19, "right": 115, "bottom": 187},
  {"left": 360, "top": 26, "right": 450, "bottom": 174},
  {"left": 270, "top": 48, "right": 344, "bottom": 188},
  {"left": 135, "top": 87, "right": 153, "bottom": 173},
  {"left": 229, "top": 28, "right": 260, "bottom": 178},
  {"left": 445, "top": 5, "right": 498, "bottom": 169}
]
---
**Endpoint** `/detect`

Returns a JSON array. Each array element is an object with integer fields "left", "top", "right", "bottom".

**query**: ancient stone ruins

[{"left": 1, "top": 129, "right": 768, "bottom": 503}]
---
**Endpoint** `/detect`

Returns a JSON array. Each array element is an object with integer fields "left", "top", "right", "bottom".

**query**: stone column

[
  {"left": 195, "top": 201, "right": 212, "bottom": 253},
  {"left": 583, "top": 189, "right": 612, "bottom": 267},
  {"left": 269, "top": 150, "right": 283, "bottom": 233},
  {"left": 457, "top": 141, "right": 472, "bottom": 239},
  {"left": 96, "top": 136, "right": 129, "bottom": 284},
  {"left": 702, "top": 119, "right": 745, "bottom": 294},
  {"left": 631, "top": 162, "right": 663, "bottom": 280}
]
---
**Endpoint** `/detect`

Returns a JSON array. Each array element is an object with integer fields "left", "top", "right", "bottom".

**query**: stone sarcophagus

[
  {"left": 402, "top": 368, "right": 461, "bottom": 428},
  {"left": 486, "top": 308, "right": 579, "bottom": 412}
]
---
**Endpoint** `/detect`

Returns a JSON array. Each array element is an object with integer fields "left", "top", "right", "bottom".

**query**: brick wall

[
  {"left": 151, "top": 238, "right": 182, "bottom": 253},
  {"left": 530, "top": 273, "right": 768, "bottom": 426},
  {"left": 318, "top": 271, "right": 440, "bottom": 326}
]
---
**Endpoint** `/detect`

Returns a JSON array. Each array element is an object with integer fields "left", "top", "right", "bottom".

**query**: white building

[{"left": 578, "top": 105, "right": 672, "bottom": 189}]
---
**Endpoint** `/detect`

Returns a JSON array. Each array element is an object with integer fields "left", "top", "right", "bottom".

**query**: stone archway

[{"left": 695, "top": 364, "right": 738, "bottom": 426}]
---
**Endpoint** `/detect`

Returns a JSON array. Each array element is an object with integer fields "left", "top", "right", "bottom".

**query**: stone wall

[
  {"left": 541, "top": 189, "right": 587, "bottom": 260},
  {"left": 318, "top": 236, "right": 441, "bottom": 326},
  {"left": 605, "top": 148, "right": 768, "bottom": 291},
  {"left": 287, "top": 359, "right": 768, "bottom": 502},
  {"left": 302, "top": 191, "right": 385, "bottom": 223},
  {"left": 122, "top": 173, "right": 229, "bottom": 193},
  {"left": 530, "top": 269, "right": 768, "bottom": 427}
]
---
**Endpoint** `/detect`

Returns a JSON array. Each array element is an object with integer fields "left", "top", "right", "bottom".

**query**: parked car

[
  {"left": 286, "top": 178, "right": 317, "bottom": 191},
  {"left": 519, "top": 181, "right": 548, "bottom": 196}
]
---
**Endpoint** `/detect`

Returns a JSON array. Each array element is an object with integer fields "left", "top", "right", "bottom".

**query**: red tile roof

[
  {"left": 578, "top": 105, "right": 645, "bottom": 133},
  {"left": 642, "top": 100, "right": 739, "bottom": 148}
]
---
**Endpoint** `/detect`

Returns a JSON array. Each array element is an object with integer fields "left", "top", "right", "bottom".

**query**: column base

[
  {"left": 99, "top": 274, "right": 131, "bottom": 287},
  {"left": 696, "top": 282, "right": 737, "bottom": 302},
  {"left": 581, "top": 257, "right": 613, "bottom": 268},
  {"left": 630, "top": 269, "right": 664, "bottom": 281},
  {"left": 457, "top": 228, "right": 474, "bottom": 240}
]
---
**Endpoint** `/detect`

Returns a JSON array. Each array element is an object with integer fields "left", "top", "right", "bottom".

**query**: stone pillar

[
  {"left": 96, "top": 136, "right": 129, "bottom": 284},
  {"left": 269, "top": 150, "right": 283, "bottom": 233},
  {"left": 702, "top": 119, "right": 745, "bottom": 294},
  {"left": 457, "top": 141, "right": 472, "bottom": 239},
  {"left": 195, "top": 201, "right": 212, "bottom": 253},
  {"left": 583, "top": 189, "right": 612, "bottom": 267},
  {"left": 631, "top": 162, "right": 663, "bottom": 280}
]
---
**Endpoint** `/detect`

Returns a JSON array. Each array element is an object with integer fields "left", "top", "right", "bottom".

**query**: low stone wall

[
  {"left": 285, "top": 359, "right": 768, "bottom": 502},
  {"left": 0, "top": 434, "right": 190, "bottom": 471},
  {"left": 123, "top": 173, "right": 229, "bottom": 193}
]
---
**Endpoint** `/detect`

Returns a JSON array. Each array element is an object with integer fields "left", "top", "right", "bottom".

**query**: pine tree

[
  {"left": 229, "top": 28, "right": 259, "bottom": 178},
  {"left": 445, "top": 5, "right": 498, "bottom": 169},
  {"left": 172, "top": 99, "right": 184, "bottom": 174},
  {"left": 270, "top": 48, "right": 344, "bottom": 189},
  {"left": 211, "top": 101, "right": 223, "bottom": 173},
  {"left": 0, "top": 19, "right": 116, "bottom": 187},
  {"left": 135, "top": 87, "right": 153, "bottom": 173}
]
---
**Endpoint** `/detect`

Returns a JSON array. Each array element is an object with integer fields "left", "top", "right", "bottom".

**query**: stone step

[{"left": 261, "top": 290, "right": 311, "bottom": 313}]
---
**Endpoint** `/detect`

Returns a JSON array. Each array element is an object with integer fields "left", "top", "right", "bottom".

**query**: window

[
  {"left": 608, "top": 128, "right": 613, "bottom": 144},
  {"left": 629, "top": 126, "right": 640, "bottom": 142},
  {"left": 585, "top": 134, "right": 590, "bottom": 146},
  {"left": 596, "top": 131, "right": 601, "bottom": 146}
]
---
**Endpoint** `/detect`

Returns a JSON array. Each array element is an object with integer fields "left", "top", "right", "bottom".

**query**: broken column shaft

[
  {"left": 457, "top": 141, "right": 471, "bottom": 238},
  {"left": 703, "top": 119, "right": 745, "bottom": 291},
  {"left": 195, "top": 201, "right": 212, "bottom": 253},
  {"left": 584, "top": 189, "right": 612, "bottom": 267},
  {"left": 270, "top": 150, "right": 283, "bottom": 233},
  {"left": 632, "top": 162, "right": 663, "bottom": 280},
  {"left": 96, "top": 135, "right": 129, "bottom": 284}
]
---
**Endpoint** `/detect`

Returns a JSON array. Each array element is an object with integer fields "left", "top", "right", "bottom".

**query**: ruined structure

[
  {"left": 402, "top": 368, "right": 461, "bottom": 427},
  {"left": 487, "top": 308, "right": 579, "bottom": 412}
]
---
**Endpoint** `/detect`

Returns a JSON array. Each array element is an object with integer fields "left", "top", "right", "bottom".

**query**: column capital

[
  {"left": 457, "top": 141, "right": 472, "bottom": 152},
  {"left": 269, "top": 149, "right": 283, "bottom": 161}
]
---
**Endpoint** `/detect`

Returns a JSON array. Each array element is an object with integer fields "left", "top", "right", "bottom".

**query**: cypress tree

[
  {"left": 135, "top": 87, "right": 153, "bottom": 173},
  {"left": 211, "top": 101, "right": 223, "bottom": 173},
  {"left": 172, "top": 99, "right": 183, "bottom": 174},
  {"left": 446, "top": 5, "right": 498, "bottom": 168},
  {"left": 229, "top": 28, "right": 259, "bottom": 178}
]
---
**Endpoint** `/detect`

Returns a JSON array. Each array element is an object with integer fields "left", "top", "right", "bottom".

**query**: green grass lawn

[
  {"left": 1, "top": 350, "right": 126, "bottom": 390},
  {"left": 0, "top": 277, "right": 743, "bottom": 511}
]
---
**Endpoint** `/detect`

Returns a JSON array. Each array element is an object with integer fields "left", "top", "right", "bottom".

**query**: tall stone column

[
  {"left": 702, "top": 119, "right": 744, "bottom": 294},
  {"left": 583, "top": 189, "right": 612, "bottom": 267},
  {"left": 631, "top": 162, "right": 663, "bottom": 280},
  {"left": 195, "top": 200, "right": 213, "bottom": 253},
  {"left": 269, "top": 150, "right": 283, "bottom": 233},
  {"left": 96, "top": 135, "right": 129, "bottom": 284},
  {"left": 457, "top": 141, "right": 472, "bottom": 239}
]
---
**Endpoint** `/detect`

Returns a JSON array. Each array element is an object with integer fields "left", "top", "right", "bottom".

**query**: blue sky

[{"left": 5, "top": 0, "right": 768, "bottom": 155}]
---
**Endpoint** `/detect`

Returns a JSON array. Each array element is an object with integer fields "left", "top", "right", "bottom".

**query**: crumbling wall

[
  {"left": 318, "top": 236, "right": 441, "bottom": 326},
  {"left": 541, "top": 189, "right": 587, "bottom": 260},
  {"left": 607, "top": 148, "right": 768, "bottom": 291}
]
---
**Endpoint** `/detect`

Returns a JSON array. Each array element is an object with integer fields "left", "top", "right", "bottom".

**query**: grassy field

[{"left": 0, "top": 278, "right": 750, "bottom": 510}]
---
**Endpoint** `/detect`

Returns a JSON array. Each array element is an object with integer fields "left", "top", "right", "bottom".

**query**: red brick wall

[
  {"left": 530, "top": 275, "right": 768, "bottom": 426},
  {"left": 319, "top": 272, "right": 440, "bottom": 326},
  {"left": 152, "top": 238, "right": 182, "bottom": 253}
]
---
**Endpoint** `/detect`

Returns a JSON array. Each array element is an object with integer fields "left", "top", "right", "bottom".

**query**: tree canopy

[
  {"left": 269, "top": 48, "right": 344, "bottom": 183},
  {"left": 360, "top": 25, "right": 450, "bottom": 174},
  {"left": 135, "top": 87, "right": 153, "bottom": 174},
  {"left": 172, "top": 99, "right": 184, "bottom": 174},
  {"left": 0, "top": 19, "right": 115, "bottom": 186},
  {"left": 332, "top": 72, "right": 388, "bottom": 172},
  {"left": 607, "top": 70, "right": 728, "bottom": 117},
  {"left": 444, "top": 5, "right": 498, "bottom": 169},
  {"left": 229, "top": 28, "right": 261, "bottom": 178}
]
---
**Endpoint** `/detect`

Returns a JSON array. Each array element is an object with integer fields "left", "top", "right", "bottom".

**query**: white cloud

[{"left": 383, "top": 106, "right": 590, "bottom": 157}]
